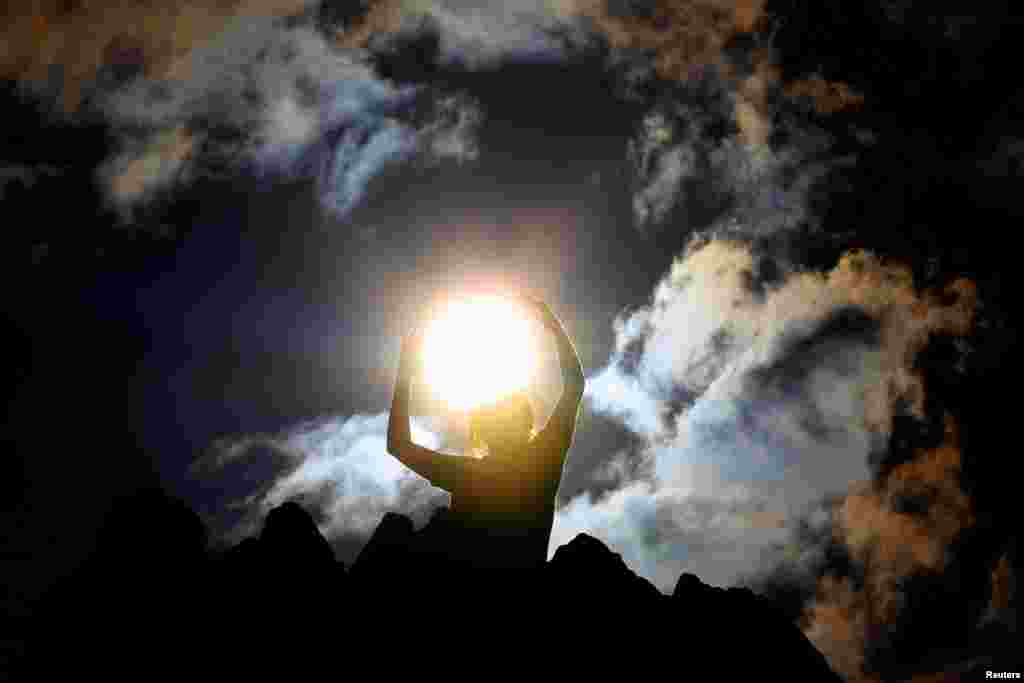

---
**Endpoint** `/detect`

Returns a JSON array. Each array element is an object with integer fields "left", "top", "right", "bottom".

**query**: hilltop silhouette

[{"left": 19, "top": 489, "right": 850, "bottom": 679}]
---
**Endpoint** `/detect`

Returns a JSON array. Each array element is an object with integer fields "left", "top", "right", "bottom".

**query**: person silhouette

[{"left": 386, "top": 294, "right": 585, "bottom": 573}]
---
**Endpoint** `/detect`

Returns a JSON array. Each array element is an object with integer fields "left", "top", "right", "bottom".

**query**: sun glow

[{"left": 422, "top": 296, "right": 541, "bottom": 411}]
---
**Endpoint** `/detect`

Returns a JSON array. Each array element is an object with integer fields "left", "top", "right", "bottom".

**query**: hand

[{"left": 405, "top": 298, "right": 440, "bottom": 338}]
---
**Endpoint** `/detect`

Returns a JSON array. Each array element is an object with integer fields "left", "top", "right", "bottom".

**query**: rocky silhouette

[{"left": 19, "top": 491, "right": 850, "bottom": 679}]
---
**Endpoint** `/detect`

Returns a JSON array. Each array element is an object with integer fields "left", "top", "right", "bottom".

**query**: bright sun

[{"left": 422, "top": 296, "right": 541, "bottom": 411}]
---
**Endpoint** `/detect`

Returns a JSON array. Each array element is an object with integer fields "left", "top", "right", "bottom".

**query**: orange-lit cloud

[
  {"left": 785, "top": 74, "right": 865, "bottom": 115},
  {"left": 557, "top": 1, "right": 861, "bottom": 145},
  {"left": 988, "top": 552, "right": 1014, "bottom": 614},
  {"left": 556, "top": 1, "right": 774, "bottom": 147},
  {"left": 0, "top": 0, "right": 313, "bottom": 113},
  {"left": 568, "top": 0, "right": 767, "bottom": 78},
  {"left": 801, "top": 415, "right": 976, "bottom": 681},
  {"left": 802, "top": 574, "right": 869, "bottom": 681},
  {"left": 332, "top": 0, "right": 408, "bottom": 50},
  {"left": 101, "top": 124, "right": 198, "bottom": 212}
]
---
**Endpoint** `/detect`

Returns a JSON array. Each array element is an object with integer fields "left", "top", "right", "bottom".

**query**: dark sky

[
  {"left": 3, "top": 2, "right": 1022, "bottom": 680},
  {"left": 117, "top": 54, "right": 668, "bottom": 475}
]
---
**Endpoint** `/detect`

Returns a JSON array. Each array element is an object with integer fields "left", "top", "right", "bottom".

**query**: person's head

[{"left": 469, "top": 392, "right": 536, "bottom": 458}]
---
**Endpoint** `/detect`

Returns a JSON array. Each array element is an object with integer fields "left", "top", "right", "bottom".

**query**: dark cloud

[
  {"left": 626, "top": 80, "right": 737, "bottom": 229},
  {"left": 621, "top": 59, "right": 851, "bottom": 252}
]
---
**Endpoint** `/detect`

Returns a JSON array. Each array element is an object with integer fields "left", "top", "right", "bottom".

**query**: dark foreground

[{"left": 3, "top": 490, "right": 881, "bottom": 679}]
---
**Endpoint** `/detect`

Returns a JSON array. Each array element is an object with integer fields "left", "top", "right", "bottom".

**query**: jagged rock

[
  {"left": 547, "top": 533, "right": 663, "bottom": 608},
  {"left": 94, "top": 487, "right": 208, "bottom": 568},
  {"left": 72, "top": 487, "right": 209, "bottom": 618},
  {"left": 672, "top": 571, "right": 705, "bottom": 599},
  {"left": 28, "top": 488, "right": 213, "bottom": 673},
  {"left": 670, "top": 569, "right": 842, "bottom": 681},
  {"left": 224, "top": 536, "right": 261, "bottom": 564},
  {"left": 403, "top": 506, "right": 479, "bottom": 572},
  {"left": 27, "top": 494, "right": 846, "bottom": 681},
  {"left": 260, "top": 501, "right": 335, "bottom": 569},
  {"left": 350, "top": 511, "right": 416, "bottom": 578}
]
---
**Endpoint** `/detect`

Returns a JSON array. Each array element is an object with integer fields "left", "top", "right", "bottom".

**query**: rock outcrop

[{"left": 26, "top": 494, "right": 844, "bottom": 680}]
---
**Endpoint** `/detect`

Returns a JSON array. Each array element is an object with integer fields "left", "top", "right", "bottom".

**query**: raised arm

[
  {"left": 529, "top": 299, "right": 585, "bottom": 453},
  {"left": 387, "top": 328, "right": 468, "bottom": 493}
]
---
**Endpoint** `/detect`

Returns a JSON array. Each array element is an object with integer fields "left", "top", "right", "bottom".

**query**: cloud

[
  {"left": 98, "top": 125, "right": 198, "bottom": 215},
  {"left": 333, "top": 0, "right": 595, "bottom": 66},
  {"left": 626, "top": 74, "right": 846, "bottom": 232},
  {"left": 792, "top": 414, "right": 984, "bottom": 682},
  {"left": 570, "top": 0, "right": 863, "bottom": 126},
  {"left": 2, "top": 0, "right": 865, "bottom": 233},
  {"left": 417, "top": 93, "right": 483, "bottom": 163},
  {"left": 551, "top": 478, "right": 792, "bottom": 591},
  {"left": 783, "top": 74, "right": 865, "bottom": 115},
  {"left": 566, "top": 0, "right": 793, "bottom": 158},
  {"left": 554, "top": 237, "right": 979, "bottom": 607},
  {"left": 191, "top": 412, "right": 451, "bottom": 563},
  {"left": 584, "top": 363, "right": 668, "bottom": 438},
  {"left": 0, "top": 0, "right": 315, "bottom": 114},
  {"left": 568, "top": 0, "right": 768, "bottom": 79},
  {"left": 408, "top": 1, "right": 585, "bottom": 67},
  {"left": 564, "top": 2, "right": 869, "bottom": 235},
  {"left": 92, "top": 16, "right": 483, "bottom": 223}
]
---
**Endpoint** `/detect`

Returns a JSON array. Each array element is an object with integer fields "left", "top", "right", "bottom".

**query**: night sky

[{"left": 3, "top": 2, "right": 1022, "bottom": 680}]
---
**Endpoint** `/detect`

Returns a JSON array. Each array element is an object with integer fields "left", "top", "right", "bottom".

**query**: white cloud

[
  {"left": 551, "top": 479, "right": 790, "bottom": 591},
  {"left": 554, "top": 238, "right": 973, "bottom": 591},
  {"left": 584, "top": 364, "right": 667, "bottom": 439},
  {"left": 196, "top": 412, "right": 451, "bottom": 561}
]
